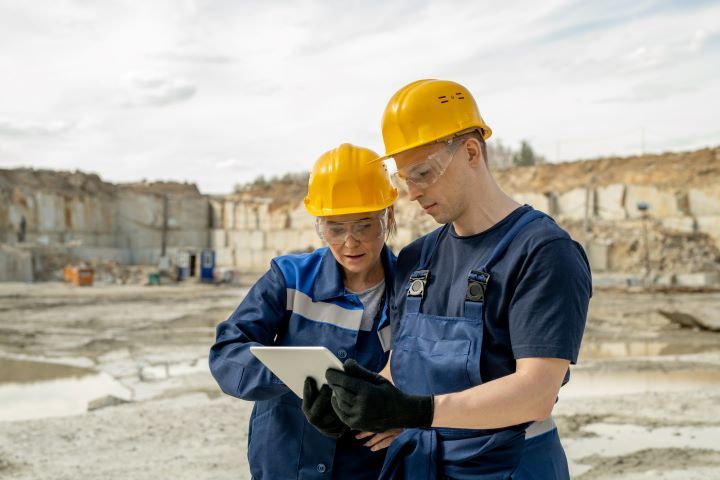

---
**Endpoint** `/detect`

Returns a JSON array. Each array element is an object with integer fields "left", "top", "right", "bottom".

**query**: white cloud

[
  {"left": 0, "top": 118, "right": 75, "bottom": 137},
  {"left": 688, "top": 29, "right": 707, "bottom": 53},
  {"left": 117, "top": 72, "right": 197, "bottom": 107},
  {"left": 215, "top": 158, "right": 248, "bottom": 169},
  {"left": 0, "top": 0, "right": 718, "bottom": 192}
]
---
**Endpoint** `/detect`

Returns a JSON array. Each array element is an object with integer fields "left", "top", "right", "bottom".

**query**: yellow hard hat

[
  {"left": 380, "top": 79, "right": 492, "bottom": 158},
  {"left": 304, "top": 143, "right": 398, "bottom": 216}
]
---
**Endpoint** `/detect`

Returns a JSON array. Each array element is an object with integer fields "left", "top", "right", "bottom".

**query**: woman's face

[{"left": 318, "top": 210, "right": 388, "bottom": 277}]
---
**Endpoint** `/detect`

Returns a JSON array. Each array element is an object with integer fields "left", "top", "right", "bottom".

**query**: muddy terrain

[{"left": 1, "top": 282, "right": 719, "bottom": 479}]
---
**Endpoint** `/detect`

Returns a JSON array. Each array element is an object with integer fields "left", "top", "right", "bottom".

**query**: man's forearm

[{"left": 432, "top": 357, "right": 569, "bottom": 429}]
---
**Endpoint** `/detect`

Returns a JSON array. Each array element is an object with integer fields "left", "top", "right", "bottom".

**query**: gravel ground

[{"left": 1, "top": 283, "right": 719, "bottom": 479}]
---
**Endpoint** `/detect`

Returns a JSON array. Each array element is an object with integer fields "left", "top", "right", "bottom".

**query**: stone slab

[{"left": 596, "top": 184, "right": 627, "bottom": 220}]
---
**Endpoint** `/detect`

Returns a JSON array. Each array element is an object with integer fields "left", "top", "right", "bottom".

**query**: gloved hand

[
  {"left": 326, "top": 359, "right": 434, "bottom": 433},
  {"left": 302, "top": 377, "right": 349, "bottom": 438}
]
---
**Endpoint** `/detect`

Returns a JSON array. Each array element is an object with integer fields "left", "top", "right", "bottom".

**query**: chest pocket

[
  {"left": 392, "top": 210, "right": 547, "bottom": 397},
  {"left": 392, "top": 313, "right": 483, "bottom": 396}
]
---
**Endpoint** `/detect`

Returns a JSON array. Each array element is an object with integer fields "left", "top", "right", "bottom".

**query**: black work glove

[
  {"left": 302, "top": 377, "right": 350, "bottom": 438},
  {"left": 325, "top": 359, "right": 434, "bottom": 433}
]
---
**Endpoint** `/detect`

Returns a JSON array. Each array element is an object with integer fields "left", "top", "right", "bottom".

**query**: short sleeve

[{"left": 509, "top": 238, "right": 592, "bottom": 363}]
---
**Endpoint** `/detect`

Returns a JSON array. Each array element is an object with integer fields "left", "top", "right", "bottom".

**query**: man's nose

[{"left": 407, "top": 181, "right": 423, "bottom": 202}]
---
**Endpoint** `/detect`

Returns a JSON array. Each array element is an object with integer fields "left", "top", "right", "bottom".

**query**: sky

[{"left": 1, "top": 0, "right": 718, "bottom": 193}]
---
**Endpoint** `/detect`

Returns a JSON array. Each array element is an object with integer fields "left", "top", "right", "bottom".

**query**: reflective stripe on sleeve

[{"left": 286, "top": 288, "right": 363, "bottom": 331}]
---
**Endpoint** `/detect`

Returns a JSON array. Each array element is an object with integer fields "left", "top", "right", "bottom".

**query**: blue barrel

[{"left": 199, "top": 250, "right": 215, "bottom": 283}]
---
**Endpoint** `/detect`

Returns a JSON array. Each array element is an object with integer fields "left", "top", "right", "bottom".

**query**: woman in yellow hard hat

[{"left": 209, "top": 143, "right": 399, "bottom": 479}]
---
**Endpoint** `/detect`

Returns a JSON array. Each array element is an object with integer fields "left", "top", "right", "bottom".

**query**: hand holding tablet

[{"left": 249, "top": 346, "right": 344, "bottom": 399}]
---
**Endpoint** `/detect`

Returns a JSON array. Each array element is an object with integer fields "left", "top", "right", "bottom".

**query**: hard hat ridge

[
  {"left": 304, "top": 143, "right": 398, "bottom": 216},
  {"left": 380, "top": 79, "right": 492, "bottom": 159}
]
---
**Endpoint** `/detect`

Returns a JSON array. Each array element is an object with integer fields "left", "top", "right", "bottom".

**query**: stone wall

[
  {"left": 0, "top": 244, "right": 32, "bottom": 282},
  {"left": 205, "top": 181, "right": 720, "bottom": 279},
  {"left": 0, "top": 170, "right": 210, "bottom": 279},
  {"left": 1, "top": 146, "right": 719, "bottom": 282},
  {"left": 209, "top": 196, "right": 322, "bottom": 272}
]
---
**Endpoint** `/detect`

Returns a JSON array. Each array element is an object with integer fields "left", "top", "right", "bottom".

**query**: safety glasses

[
  {"left": 390, "top": 141, "right": 462, "bottom": 191},
  {"left": 315, "top": 209, "right": 388, "bottom": 245}
]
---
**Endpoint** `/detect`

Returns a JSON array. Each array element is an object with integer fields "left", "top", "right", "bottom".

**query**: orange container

[
  {"left": 63, "top": 265, "right": 75, "bottom": 282},
  {"left": 71, "top": 268, "right": 94, "bottom": 287}
]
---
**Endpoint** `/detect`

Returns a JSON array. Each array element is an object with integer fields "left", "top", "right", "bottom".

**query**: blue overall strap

[
  {"left": 418, "top": 224, "right": 449, "bottom": 269},
  {"left": 406, "top": 224, "right": 449, "bottom": 315},
  {"left": 464, "top": 209, "right": 547, "bottom": 320},
  {"left": 481, "top": 209, "right": 546, "bottom": 272}
]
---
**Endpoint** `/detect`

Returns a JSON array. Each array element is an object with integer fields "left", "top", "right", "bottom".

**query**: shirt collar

[{"left": 312, "top": 245, "right": 396, "bottom": 301}]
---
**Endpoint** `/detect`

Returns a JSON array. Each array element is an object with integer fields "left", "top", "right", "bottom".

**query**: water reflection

[
  {"left": 563, "top": 368, "right": 720, "bottom": 399},
  {"left": 0, "top": 357, "right": 92, "bottom": 383},
  {"left": 0, "top": 357, "right": 131, "bottom": 422},
  {"left": 579, "top": 340, "right": 714, "bottom": 360}
]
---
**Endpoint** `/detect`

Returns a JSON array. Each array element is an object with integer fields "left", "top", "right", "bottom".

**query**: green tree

[{"left": 512, "top": 140, "right": 541, "bottom": 167}]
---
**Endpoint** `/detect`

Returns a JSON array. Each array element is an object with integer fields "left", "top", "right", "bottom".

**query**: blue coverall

[
  {"left": 209, "top": 246, "right": 395, "bottom": 479},
  {"left": 380, "top": 208, "right": 591, "bottom": 479}
]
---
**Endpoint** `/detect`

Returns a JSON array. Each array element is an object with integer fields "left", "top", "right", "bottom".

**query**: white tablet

[{"left": 249, "top": 346, "right": 345, "bottom": 399}]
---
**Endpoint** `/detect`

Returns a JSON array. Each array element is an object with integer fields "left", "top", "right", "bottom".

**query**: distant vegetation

[
  {"left": 511, "top": 140, "right": 546, "bottom": 167},
  {"left": 234, "top": 171, "right": 310, "bottom": 193},
  {"left": 233, "top": 140, "right": 543, "bottom": 194}
]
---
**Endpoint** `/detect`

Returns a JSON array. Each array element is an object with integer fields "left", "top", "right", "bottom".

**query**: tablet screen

[{"left": 249, "top": 346, "right": 345, "bottom": 399}]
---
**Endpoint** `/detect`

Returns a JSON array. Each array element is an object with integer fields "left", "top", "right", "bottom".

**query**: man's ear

[{"left": 464, "top": 138, "right": 484, "bottom": 167}]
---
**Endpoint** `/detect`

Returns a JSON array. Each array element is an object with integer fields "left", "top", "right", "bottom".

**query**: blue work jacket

[{"left": 209, "top": 246, "right": 395, "bottom": 479}]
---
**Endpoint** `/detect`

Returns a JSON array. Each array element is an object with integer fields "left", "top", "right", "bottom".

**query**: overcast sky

[{"left": 1, "top": 0, "right": 718, "bottom": 193}]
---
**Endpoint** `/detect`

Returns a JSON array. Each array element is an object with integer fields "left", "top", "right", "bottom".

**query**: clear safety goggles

[
  {"left": 315, "top": 209, "right": 389, "bottom": 245},
  {"left": 389, "top": 140, "right": 463, "bottom": 192}
]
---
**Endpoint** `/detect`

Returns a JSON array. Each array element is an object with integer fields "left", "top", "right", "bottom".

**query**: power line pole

[
  {"left": 161, "top": 194, "right": 169, "bottom": 258},
  {"left": 637, "top": 201, "right": 651, "bottom": 289}
]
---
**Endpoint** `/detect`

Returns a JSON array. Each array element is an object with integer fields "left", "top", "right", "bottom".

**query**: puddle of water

[
  {"left": 565, "top": 423, "right": 720, "bottom": 477},
  {"left": 0, "top": 357, "right": 93, "bottom": 383},
  {"left": 562, "top": 368, "right": 720, "bottom": 399},
  {"left": 0, "top": 357, "right": 132, "bottom": 422}
]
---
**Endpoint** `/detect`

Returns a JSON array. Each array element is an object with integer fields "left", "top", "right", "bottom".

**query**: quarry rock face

[{"left": 1, "top": 147, "right": 719, "bottom": 281}]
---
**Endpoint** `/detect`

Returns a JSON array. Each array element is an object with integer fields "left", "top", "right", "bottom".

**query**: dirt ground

[{"left": 1, "top": 282, "right": 719, "bottom": 479}]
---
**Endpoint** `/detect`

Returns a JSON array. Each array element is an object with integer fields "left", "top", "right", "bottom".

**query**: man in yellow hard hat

[{"left": 322, "top": 80, "right": 592, "bottom": 479}]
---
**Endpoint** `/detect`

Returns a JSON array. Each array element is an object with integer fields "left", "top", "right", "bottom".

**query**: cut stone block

[
  {"left": 624, "top": 185, "right": 680, "bottom": 218},
  {"left": 675, "top": 272, "right": 720, "bottom": 287},
  {"left": 688, "top": 187, "right": 720, "bottom": 216},
  {"left": 596, "top": 184, "right": 627, "bottom": 220},
  {"left": 513, "top": 192, "right": 551, "bottom": 214},
  {"left": 556, "top": 188, "right": 594, "bottom": 220},
  {"left": 697, "top": 216, "right": 720, "bottom": 245},
  {"left": 661, "top": 217, "right": 696, "bottom": 233}
]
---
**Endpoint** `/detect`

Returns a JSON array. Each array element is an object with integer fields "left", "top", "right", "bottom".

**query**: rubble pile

[
  {"left": 118, "top": 180, "right": 201, "bottom": 196},
  {"left": 0, "top": 168, "right": 113, "bottom": 195},
  {"left": 82, "top": 260, "right": 158, "bottom": 285},
  {"left": 493, "top": 147, "right": 720, "bottom": 193},
  {"left": 563, "top": 220, "right": 720, "bottom": 274},
  {"left": 1, "top": 146, "right": 719, "bottom": 282}
]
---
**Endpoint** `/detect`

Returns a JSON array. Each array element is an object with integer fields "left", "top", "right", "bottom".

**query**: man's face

[{"left": 392, "top": 141, "right": 468, "bottom": 224}]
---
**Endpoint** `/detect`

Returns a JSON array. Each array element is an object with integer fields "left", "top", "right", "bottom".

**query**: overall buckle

[
  {"left": 407, "top": 270, "right": 430, "bottom": 297},
  {"left": 466, "top": 270, "right": 489, "bottom": 303}
]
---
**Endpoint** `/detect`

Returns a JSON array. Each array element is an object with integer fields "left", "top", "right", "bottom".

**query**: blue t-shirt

[{"left": 392, "top": 205, "right": 592, "bottom": 384}]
